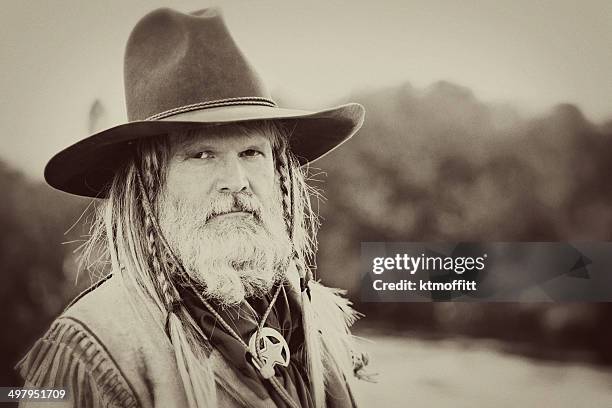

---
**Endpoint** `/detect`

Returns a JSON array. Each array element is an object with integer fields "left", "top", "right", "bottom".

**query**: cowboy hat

[{"left": 44, "top": 7, "right": 365, "bottom": 198}]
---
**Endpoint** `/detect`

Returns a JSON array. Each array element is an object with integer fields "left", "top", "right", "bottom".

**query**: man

[{"left": 17, "top": 7, "right": 368, "bottom": 408}]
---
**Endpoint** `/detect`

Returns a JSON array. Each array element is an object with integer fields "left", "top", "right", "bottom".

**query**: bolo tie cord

[{"left": 193, "top": 284, "right": 300, "bottom": 408}]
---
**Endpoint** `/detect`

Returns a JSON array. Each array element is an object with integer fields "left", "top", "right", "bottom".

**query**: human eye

[
  {"left": 240, "top": 149, "right": 264, "bottom": 158},
  {"left": 192, "top": 150, "right": 215, "bottom": 159}
]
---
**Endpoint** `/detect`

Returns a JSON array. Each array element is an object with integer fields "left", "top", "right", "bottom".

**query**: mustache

[{"left": 203, "top": 193, "right": 264, "bottom": 224}]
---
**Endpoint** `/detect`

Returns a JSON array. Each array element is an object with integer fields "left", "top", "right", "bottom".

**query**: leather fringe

[{"left": 15, "top": 318, "right": 138, "bottom": 408}]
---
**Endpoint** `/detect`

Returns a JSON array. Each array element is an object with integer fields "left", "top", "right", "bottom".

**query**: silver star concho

[{"left": 248, "top": 327, "right": 290, "bottom": 379}]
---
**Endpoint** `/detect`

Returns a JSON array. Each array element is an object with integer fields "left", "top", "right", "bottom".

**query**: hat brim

[{"left": 44, "top": 103, "right": 364, "bottom": 197}]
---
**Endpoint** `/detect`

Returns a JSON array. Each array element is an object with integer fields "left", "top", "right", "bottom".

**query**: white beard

[{"left": 158, "top": 189, "right": 292, "bottom": 307}]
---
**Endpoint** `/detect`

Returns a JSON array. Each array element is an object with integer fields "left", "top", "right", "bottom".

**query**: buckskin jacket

[{"left": 17, "top": 270, "right": 362, "bottom": 408}]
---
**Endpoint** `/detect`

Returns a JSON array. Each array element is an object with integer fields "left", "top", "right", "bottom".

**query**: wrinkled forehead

[{"left": 167, "top": 122, "right": 284, "bottom": 154}]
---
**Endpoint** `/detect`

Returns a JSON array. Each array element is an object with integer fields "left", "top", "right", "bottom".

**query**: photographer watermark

[{"left": 361, "top": 242, "right": 612, "bottom": 302}]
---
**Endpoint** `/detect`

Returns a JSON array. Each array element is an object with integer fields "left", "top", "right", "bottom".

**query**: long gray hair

[{"left": 80, "top": 121, "right": 329, "bottom": 407}]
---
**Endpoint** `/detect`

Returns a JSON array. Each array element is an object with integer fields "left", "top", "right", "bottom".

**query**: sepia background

[{"left": 1, "top": 1, "right": 612, "bottom": 406}]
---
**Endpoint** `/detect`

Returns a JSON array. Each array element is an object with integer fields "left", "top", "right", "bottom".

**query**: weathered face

[
  {"left": 165, "top": 126, "right": 276, "bottom": 213},
  {"left": 157, "top": 124, "right": 292, "bottom": 306}
]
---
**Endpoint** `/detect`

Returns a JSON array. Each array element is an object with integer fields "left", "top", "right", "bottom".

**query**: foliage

[{"left": 0, "top": 163, "right": 89, "bottom": 385}]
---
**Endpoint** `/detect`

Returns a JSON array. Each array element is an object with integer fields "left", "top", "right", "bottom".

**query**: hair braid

[
  {"left": 136, "top": 142, "right": 179, "bottom": 309},
  {"left": 276, "top": 143, "right": 311, "bottom": 283},
  {"left": 275, "top": 144, "right": 294, "bottom": 239}
]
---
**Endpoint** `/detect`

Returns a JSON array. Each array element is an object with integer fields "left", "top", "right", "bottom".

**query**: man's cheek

[{"left": 251, "top": 166, "right": 277, "bottom": 196}]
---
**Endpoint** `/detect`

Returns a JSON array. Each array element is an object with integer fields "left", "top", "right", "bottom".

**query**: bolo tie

[{"left": 192, "top": 282, "right": 300, "bottom": 408}]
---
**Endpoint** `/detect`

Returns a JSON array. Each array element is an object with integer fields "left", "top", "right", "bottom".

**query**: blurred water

[{"left": 352, "top": 334, "right": 612, "bottom": 408}]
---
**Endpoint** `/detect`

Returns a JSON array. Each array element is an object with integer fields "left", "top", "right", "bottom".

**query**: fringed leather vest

[{"left": 17, "top": 272, "right": 362, "bottom": 407}]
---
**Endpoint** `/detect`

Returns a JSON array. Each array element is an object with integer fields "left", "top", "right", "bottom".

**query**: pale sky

[{"left": 1, "top": 0, "right": 611, "bottom": 179}]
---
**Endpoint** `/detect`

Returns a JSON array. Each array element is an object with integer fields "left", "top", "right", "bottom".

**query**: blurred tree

[
  {"left": 313, "top": 81, "right": 612, "bottom": 364},
  {"left": 0, "top": 161, "right": 89, "bottom": 385}
]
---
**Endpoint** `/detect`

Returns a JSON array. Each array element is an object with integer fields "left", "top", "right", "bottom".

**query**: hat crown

[{"left": 124, "top": 8, "right": 271, "bottom": 121}]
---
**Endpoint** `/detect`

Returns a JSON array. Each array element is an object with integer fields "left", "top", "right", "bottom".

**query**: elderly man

[{"left": 17, "top": 7, "right": 367, "bottom": 408}]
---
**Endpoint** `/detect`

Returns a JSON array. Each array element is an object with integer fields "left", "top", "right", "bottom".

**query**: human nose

[{"left": 215, "top": 156, "right": 249, "bottom": 193}]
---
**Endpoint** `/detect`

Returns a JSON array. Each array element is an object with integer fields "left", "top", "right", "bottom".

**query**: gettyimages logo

[{"left": 372, "top": 253, "right": 487, "bottom": 275}]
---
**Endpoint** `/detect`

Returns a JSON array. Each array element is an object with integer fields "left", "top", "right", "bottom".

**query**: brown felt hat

[{"left": 44, "top": 7, "right": 365, "bottom": 198}]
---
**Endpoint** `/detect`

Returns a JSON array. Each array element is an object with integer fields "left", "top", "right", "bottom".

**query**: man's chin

[{"left": 197, "top": 269, "right": 280, "bottom": 307}]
